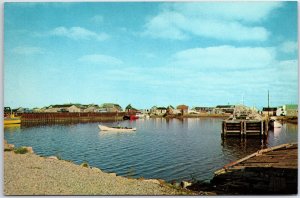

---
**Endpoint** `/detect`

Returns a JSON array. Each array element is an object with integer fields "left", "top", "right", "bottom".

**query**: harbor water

[{"left": 4, "top": 118, "right": 298, "bottom": 182}]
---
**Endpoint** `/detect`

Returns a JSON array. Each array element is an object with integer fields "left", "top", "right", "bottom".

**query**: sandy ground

[{"left": 3, "top": 144, "right": 192, "bottom": 195}]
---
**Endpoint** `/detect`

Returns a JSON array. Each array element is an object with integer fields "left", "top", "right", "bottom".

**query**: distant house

[
  {"left": 32, "top": 107, "right": 43, "bottom": 113},
  {"left": 214, "top": 105, "right": 235, "bottom": 114},
  {"left": 46, "top": 104, "right": 81, "bottom": 113},
  {"left": 83, "top": 105, "right": 100, "bottom": 112},
  {"left": 262, "top": 107, "right": 277, "bottom": 116},
  {"left": 125, "top": 104, "right": 139, "bottom": 114},
  {"left": 276, "top": 106, "right": 285, "bottom": 116},
  {"left": 192, "top": 107, "right": 214, "bottom": 113},
  {"left": 13, "top": 107, "right": 32, "bottom": 113},
  {"left": 176, "top": 104, "right": 189, "bottom": 115},
  {"left": 100, "top": 103, "right": 123, "bottom": 112},
  {"left": 155, "top": 107, "right": 167, "bottom": 115},
  {"left": 283, "top": 104, "right": 298, "bottom": 116},
  {"left": 140, "top": 109, "right": 150, "bottom": 114},
  {"left": 150, "top": 106, "right": 158, "bottom": 114}
]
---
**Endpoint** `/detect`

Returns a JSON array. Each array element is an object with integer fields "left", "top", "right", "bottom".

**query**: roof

[
  {"left": 216, "top": 105, "right": 235, "bottom": 108},
  {"left": 125, "top": 104, "right": 137, "bottom": 111},
  {"left": 157, "top": 107, "right": 167, "bottom": 110},
  {"left": 101, "top": 103, "right": 122, "bottom": 109},
  {"left": 167, "top": 105, "right": 175, "bottom": 109},
  {"left": 52, "top": 104, "right": 76, "bottom": 108},
  {"left": 193, "top": 107, "right": 213, "bottom": 110},
  {"left": 262, "top": 107, "right": 277, "bottom": 111},
  {"left": 176, "top": 105, "right": 189, "bottom": 110}
]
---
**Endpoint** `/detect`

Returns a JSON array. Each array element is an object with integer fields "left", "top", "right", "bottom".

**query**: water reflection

[{"left": 4, "top": 124, "right": 21, "bottom": 132}]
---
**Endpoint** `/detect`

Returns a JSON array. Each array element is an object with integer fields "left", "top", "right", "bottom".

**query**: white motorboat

[{"left": 98, "top": 125, "right": 136, "bottom": 132}]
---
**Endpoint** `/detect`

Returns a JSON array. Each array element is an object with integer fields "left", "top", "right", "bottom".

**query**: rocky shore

[{"left": 4, "top": 141, "right": 197, "bottom": 195}]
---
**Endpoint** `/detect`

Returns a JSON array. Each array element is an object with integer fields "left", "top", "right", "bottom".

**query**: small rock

[
  {"left": 144, "top": 179, "right": 161, "bottom": 185},
  {"left": 181, "top": 181, "right": 192, "bottom": 188},
  {"left": 26, "top": 147, "right": 34, "bottom": 153},
  {"left": 48, "top": 156, "right": 58, "bottom": 160},
  {"left": 91, "top": 167, "right": 102, "bottom": 172}
]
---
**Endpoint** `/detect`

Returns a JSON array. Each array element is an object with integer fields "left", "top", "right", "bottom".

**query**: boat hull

[
  {"left": 98, "top": 125, "right": 136, "bottom": 132},
  {"left": 4, "top": 119, "right": 21, "bottom": 125}
]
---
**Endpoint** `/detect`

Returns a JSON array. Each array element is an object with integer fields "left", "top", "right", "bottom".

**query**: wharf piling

[
  {"left": 222, "top": 105, "right": 270, "bottom": 137},
  {"left": 222, "top": 119, "right": 268, "bottom": 137}
]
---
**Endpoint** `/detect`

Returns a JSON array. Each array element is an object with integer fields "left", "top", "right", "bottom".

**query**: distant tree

[{"left": 125, "top": 104, "right": 133, "bottom": 110}]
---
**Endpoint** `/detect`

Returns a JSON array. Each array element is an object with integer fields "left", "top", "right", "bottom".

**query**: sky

[{"left": 4, "top": 2, "right": 298, "bottom": 110}]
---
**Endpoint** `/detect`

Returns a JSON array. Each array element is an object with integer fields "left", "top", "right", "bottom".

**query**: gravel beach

[{"left": 4, "top": 143, "right": 191, "bottom": 195}]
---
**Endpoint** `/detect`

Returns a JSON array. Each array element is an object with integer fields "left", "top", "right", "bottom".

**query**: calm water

[{"left": 4, "top": 118, "right": 298, "bottom": 182}]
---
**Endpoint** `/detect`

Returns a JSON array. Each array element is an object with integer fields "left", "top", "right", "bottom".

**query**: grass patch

[
  {"left": 4, "top": 148, "right": 13, "bottom": 152},
  {"left": 81, "top": 162, "right": 89, "bottom": 168},
  {"left": 14, "top": 147, "right": 28, "bottom": 154}
]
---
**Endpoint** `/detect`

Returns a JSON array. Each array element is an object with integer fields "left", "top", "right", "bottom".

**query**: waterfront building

[
  {"left": 176, "top": 104, "right": 189, "bottom": 115},
  {"left": 45, "top": 104, "right": 81, "bottom": 112},
  {"left": 125, "top": 104, "right": 139, "bottom": 114},
  {"left": 83, "top": 105, "right": 101, "bottom": 112},
  {"left": 276, "top": 106, "right": 285, "bottom": 116},
  {"left": 214, "top": 105, "right": 235, "bottom": 114},
  {"left": 283, "top": 104, "right": 298, "bottom": 116},
  {"left": 155, "top": 107, "right": 167, "bottom": 115},
  {"left": 100, "top": 103, "right": 123, "bottom": 112},
  {"left": 262, "top": 107, "right": 277, "bottom": 116},
  {"left": 150, "top": 106, "right": 158, "bottom": 114},
  {"left": 192, "top": 107, "right": 214, "bottom": 113}
]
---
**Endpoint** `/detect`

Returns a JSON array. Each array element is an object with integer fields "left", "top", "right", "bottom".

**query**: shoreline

[{"left": 4, "top": 141, "right": 212, "bottom": 195}]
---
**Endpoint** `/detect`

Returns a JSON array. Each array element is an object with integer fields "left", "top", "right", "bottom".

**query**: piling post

[
  {"left": 224, "top": 121, "right": 227, "bottom": 136},
  {"left": 243, "top": 121, "right": 247, "bottom": 136},
  {"left": 261, "top": 120, "right": 264, "bottom": 136}
]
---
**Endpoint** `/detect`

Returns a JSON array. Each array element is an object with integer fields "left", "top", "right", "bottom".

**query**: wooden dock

[{"left": 212, "top": 143, "right": 298, "bottom": 194}]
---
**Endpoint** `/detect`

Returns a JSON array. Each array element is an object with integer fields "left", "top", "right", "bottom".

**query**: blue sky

[{"left": 4, "top": 2, "right": 298, "bottom": 109}]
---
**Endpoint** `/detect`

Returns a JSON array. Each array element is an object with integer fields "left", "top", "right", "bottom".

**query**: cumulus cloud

[
  {"left": 78, "top": 54, "right": 123, "bottom": 65},
  {"left": 50, "top": 26, "right": 109, "bottom": 41},
  {"left": 170, "top": 45, "right": 275, "bottom": 70},
  {"left": 12, "top": 46, "right": 44, "bottom": 55},
  {"left": 279, "top": 41, "right": 298, "bottom": 53},
  {"left": 143, "top": 2, "right": 283, "bottom": 41}
]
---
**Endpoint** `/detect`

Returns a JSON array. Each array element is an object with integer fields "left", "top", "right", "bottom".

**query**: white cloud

[
  {"left": 79, "top": 54, "right": 123, "bottom": 65},
  {"left": 12, "top": 46, "right": 44, "bottom": 55},
  {"left": 280, "top": 41, "right": 298, "bottom": 53},
  {"left": 143, "top": 2, "right": 283, "bottom": 41},
  {"left": 170, "top": 45, "right": 275, "bottom": 69},
  {"left": 50, "top": 26, "right": 109, "bottom": 41},
  {"left": 167, "top": 2, "right": 283, "bottom": 23}
]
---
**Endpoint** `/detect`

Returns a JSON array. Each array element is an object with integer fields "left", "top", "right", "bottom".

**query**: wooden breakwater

[
  {"left": 211, "top": 143, "right": 298, "bottom": 194},
  {"left": 20, "top": 112, "right": 126, "bottom": 123}
]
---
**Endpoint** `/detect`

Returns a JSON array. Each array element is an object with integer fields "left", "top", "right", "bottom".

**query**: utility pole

[{"left": 268, "top": 90, "right": 270, "bottom": 118}]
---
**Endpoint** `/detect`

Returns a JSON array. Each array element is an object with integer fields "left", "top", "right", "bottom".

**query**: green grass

[
  {"left": 81, "top": 162, "right": 89, "bottom": 168},
  {"left": 14, "top": 147, "right": 28, "bottom": 154}
]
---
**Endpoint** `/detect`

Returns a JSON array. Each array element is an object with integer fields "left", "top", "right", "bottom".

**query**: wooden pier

[{"left": 212, "top": 143, "right": 298, "bottom": 194}]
